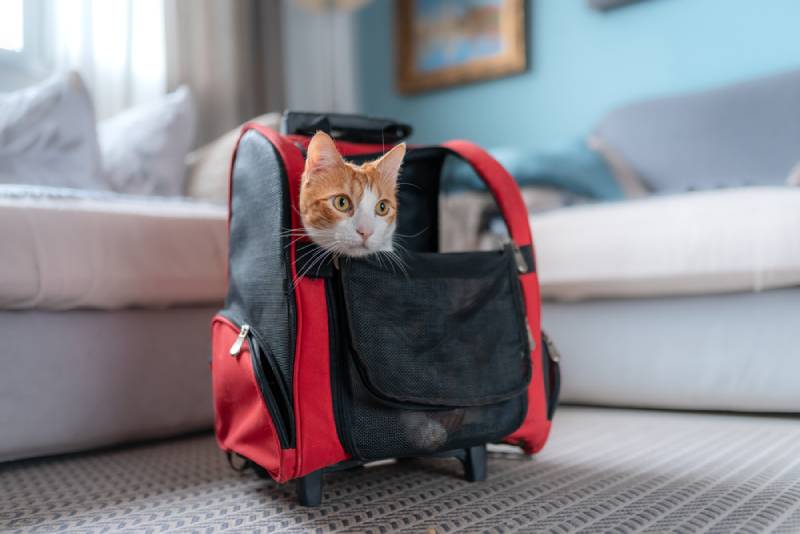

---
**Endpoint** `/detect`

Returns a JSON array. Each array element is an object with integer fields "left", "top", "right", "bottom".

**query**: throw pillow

[
  {"left": 98, "top": 86, "right": 195, "bottom": 196},
  {"left": 0, "top": 71, "right": 104, "bottom": 189}
]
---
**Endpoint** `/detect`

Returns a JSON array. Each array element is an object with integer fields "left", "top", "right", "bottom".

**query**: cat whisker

[
  {"left": 393, "top": 227, "right": 430, "bottom": 239},
  {"left": 291, "top": 247, "right": 332, "bottom": 293},
  {"left": 284, "top": 235, "right": 311, "bottom": 250},
  {"left": 293, "top": 242, "right": 330, "bottom": 266},
  {"left": 383, "top": 250, "right": 410, "bottom": 278},
  {"left": 279, "top": 226, "right": 310, "bottom": 236},
  {"left": 374, "top": 251, "right": 386, "bottom": 270},
  {"left": 391, "top": 241, "right": 411, "bottom": 257}
]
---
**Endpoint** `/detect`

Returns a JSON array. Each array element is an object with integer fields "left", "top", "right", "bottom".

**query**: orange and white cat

[
  {"left": 299, "top": 132, "right": 448, "bottom": 451},
  {"left": 299, "top": 131, "right": 405, "bottom": 258}
]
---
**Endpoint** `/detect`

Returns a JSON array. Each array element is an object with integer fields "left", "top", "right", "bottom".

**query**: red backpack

[{"left": 211, "top": 113, "right": 560, "bottom": 506}]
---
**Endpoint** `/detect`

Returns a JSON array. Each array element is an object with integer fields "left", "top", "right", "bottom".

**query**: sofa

[
  {"left": 439, "top": 69, "right": 799, "bottom": 414},
  {"left": 535, "top": 69, "right": 800, "bottom": 413},
  {"left": 0, "top": 73, "right": 281, "bottom": 462}
]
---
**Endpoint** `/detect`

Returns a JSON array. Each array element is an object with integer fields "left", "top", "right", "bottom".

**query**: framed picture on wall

[{"left": 395, "top": 0, "right": 527, "bottom": 94}]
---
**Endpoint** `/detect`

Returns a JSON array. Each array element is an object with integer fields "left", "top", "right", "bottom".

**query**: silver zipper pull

[
  {"left": 543, "top": 331, "right": 561, "bottom": 363},
  {"left": 229, "top": 324, "right": 250, "bottom": 357},
  {"left": 502, "top": 238, "right": 528, "bottom": 273},
  {"left": 512, "top": 244, "right": 528, "bottom": 273},
  {"left": 526, "top": 320, "right": 536, "bottom": 351}
]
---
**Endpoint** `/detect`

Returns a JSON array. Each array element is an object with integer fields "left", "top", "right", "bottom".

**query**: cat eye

[
  {"left": 375, "top": 200, "right": 390, "bottom": 216},
  {"left": 332, "top": 195, "right": 352, "bottom": 212}
]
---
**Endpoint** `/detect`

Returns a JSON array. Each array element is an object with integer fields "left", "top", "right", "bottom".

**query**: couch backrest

[{"left": 594, "top": 69, "right": 800, "bottom": 193}]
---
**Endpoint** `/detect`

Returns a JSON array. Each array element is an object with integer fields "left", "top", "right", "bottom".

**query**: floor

[{"left": 2, "top": 407, "right": 800, "bottom": 533}]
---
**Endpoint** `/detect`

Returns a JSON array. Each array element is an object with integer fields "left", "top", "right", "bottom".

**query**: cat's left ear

[{"left": 374, "top": 143, "right": 406, "bottom": 185}]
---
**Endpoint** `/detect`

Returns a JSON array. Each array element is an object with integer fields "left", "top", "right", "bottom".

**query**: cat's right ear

[{"left": 305, "top": 131, "right": 344, "bottom": 174}]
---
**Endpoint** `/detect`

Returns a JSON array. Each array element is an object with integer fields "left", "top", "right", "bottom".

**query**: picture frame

[{"left": 395, "top": 0, "right": 527, "bottom": 94}]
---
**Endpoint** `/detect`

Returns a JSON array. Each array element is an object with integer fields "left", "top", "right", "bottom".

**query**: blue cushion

[{"left": 441, "top": 141, "right": 624, "bottom": 200}]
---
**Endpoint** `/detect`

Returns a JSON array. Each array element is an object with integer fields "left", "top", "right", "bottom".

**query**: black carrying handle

[{"left": 281, "top": 111, "right": 412, "bottom": 144}]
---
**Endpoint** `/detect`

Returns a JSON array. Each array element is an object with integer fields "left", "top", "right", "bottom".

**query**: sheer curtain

[
  {"left": 164, "top": 0, "right": 285, "bottom": 146},
  {"left": 42, "top": 0, "right": 167, "bottom": 119}
]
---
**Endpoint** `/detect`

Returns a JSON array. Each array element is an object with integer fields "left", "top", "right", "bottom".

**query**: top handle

[
  {"left": 442, "top": 140, "right": 535, "bottom": 266},
  {"left": 281, "top": 111, "right": 413, "bottom": 145}
]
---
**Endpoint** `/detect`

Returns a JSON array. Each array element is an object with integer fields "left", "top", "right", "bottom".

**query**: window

[{"left": 0, "top": 0, "right": 24, "bottom": 52}]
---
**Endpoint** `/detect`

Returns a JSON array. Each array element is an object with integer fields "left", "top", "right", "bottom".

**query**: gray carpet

[{"left": 3, "top": 407, "right": 800, "bottom": 533}]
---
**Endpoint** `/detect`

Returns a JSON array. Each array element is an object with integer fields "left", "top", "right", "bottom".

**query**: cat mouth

[{"left": 342, "top": 244, "right": 374, "bottom": 257}]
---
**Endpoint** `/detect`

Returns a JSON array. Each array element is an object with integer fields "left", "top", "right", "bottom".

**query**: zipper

[
  {"left": 541, "top": 330, "right": 561, "bottom": 420},
  {"left": 543, "top": 331, "right": 561, "bottom": 363},
  {"left": 326, "top": 270, "right": 359, "bottom": 458},
  {"left": 502, "top": 239, "right": 529, "bottom": 274},
  {"left": 222, "top": 315, "right": 295, "bottom": 448},
  {"left": 247, "top": 332, "right": 294, "bottom": 448},
  {"left": 525, "top": 320, "right": 536, "bottom": 353},
  {"left": 229, "top": 324, "right": 250, "bottom": 357}
]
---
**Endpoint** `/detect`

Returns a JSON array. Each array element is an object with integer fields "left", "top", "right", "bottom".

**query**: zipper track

[
  {"left": 247, "top": 332, "right": 295, "bottom": 448},
  {"left": 326, "top": 275, "right": 359, "bottom": 459},
  {"left": 220, "top": 313, "right": 296, "bottom": 449},
  {"left": 541, "top": 331, "right": 561, "bottom": 421}
]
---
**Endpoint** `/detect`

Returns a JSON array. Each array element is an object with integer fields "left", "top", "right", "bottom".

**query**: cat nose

[{"left": 356, "top": 226, "right": 373, "bottom": 241}]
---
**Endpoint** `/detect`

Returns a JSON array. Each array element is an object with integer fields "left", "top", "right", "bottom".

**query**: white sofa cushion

[
  {"left": 0, "top": 186, "right": 226, "bottom": 310},
  {"left": 532, "top": 187, "right": 800, "bottom": 301}
]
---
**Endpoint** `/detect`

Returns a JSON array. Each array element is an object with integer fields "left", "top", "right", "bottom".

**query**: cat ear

[
  {"left": 305, "top": 131, "right": 344, "bottom": 174},
  {"left": 374, "top": 143, "right": 406, "bottom": 185}
]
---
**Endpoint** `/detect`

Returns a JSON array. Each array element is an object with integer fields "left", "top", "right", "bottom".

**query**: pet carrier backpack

[{"left": 211, "top": 112, "right": 560, "bottom": 506}]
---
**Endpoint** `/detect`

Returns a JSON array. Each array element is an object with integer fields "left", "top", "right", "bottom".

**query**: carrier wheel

[
  {"left": 462, "top": 445, "right": 487, "bottom": 482},
  {"left": 296, "top": 470, "right": 324, "bottom": 507}
]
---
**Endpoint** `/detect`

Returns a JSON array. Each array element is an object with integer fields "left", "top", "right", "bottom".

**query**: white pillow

[
  {"left": 0, "top": 71, "right": 105, "bottom": 189},
  {"left": 788, "top": 162, "right": 800, "bottom": 186},
  {"left": 99, "top": 86, "right": 196, "bottom": 196},
  {"left": 185, "top": 112, "right": 282, "bottom": 203}
]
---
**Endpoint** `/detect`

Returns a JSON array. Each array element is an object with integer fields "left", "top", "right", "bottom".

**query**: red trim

[
  {"left": 442, "top": 140, "right": 533, "bottom": 248},
  {"left": 440, "top": 140, "right": 550, "bottom": 454},
  {"left": 504, "top": 272, "right": 551, "bottom": 454},
  {"left": 211, "top": 315, "right": 291, "bottom": 481},
  {"left": 241, "top": 125, "right": 349, "bottom": 478}
]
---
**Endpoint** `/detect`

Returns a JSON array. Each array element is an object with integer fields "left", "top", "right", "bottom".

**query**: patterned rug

[{"left": 3, "top": 407, "right": 800, "bottom": 533}]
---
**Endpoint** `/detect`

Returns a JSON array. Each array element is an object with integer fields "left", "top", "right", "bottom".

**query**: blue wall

[{"left": 357, "top": 0, "right": 800, "bottom": 148}]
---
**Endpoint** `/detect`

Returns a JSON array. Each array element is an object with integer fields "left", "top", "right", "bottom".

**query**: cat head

[{"left": 299, "top": 131, "right": 405, "bottom": 257}]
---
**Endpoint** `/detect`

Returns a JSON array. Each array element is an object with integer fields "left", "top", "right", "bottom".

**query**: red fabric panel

[
  {"left": 504, "top": 272, "right": 552, "bottom": 454},
  {"left": 441, "top": 140, "right": 533, "bottom": 247},
  {"left": 241, "top": 125, "right": 349, "bottom": 478},
  {"left": 440, "top": 140, "right": 551, "bottom": 454},
  {"left": 211, "top": 315, "right": 291, "bottom": 481}
]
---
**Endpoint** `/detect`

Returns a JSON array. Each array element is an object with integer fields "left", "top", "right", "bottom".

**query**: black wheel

[
  {"left": 296, "top": 470, "right": 324, "bottom": 506},
  {"left": 462, "top": 445, "right": 487, "bottom": 482}
]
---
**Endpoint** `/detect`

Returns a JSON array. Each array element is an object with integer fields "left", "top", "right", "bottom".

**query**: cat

[
  {"left": 299, "top": 131, "right": 449, "bottom": 453},
  {"left": 299, "top": 130, "right": 404, "bottom": 258}
]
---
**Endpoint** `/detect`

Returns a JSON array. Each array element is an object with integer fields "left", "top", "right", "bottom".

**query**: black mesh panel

[
  {"left": 346, "top": 359, "right": 527, "bottom": 460},
  {"left": 337, "top": 248, "right": 530, "bottom": 460},
  {"left": 223, "top": 131, "right": 295, "bottom": 443}
]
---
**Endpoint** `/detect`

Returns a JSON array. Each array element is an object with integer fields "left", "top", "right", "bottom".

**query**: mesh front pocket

[{"left": 336, "top": 247, "right": 531, "bottom": 460}]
